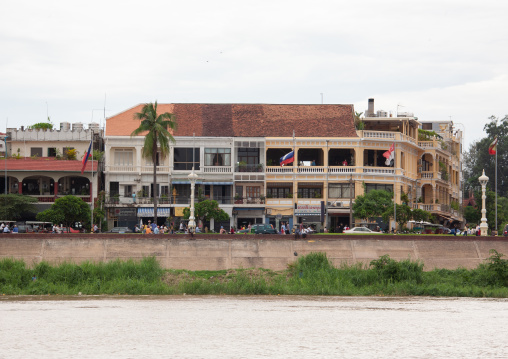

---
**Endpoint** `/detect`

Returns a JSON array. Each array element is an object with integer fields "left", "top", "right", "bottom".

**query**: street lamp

[
  {"left": 4, "top": 135, "right": 9, "bottom": 195},
  {"left": 478, "top": 169, "right": 489, "bottom": 236},
  {"left": 188, "top": 167, "right": 198, "bottom": 234}
]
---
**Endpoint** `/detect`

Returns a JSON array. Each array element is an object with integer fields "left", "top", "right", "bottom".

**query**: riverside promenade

[{"left": 1, "top": 234, "right": 507, "bottom": 271}]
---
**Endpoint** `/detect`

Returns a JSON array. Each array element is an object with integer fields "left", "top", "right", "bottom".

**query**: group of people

[
  {"left": 0, "top": 223, "right": 17, "bottom": 233},
  {"left": 134, "top": 221, "right": 204, "bottom": 234}
]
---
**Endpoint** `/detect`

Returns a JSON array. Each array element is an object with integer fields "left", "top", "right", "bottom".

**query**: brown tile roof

[
  {"left": 1, "top": 158, "right": 97, "bottom": 172},
  {"left": 106, "top": 103, "right": 357, "bottom": 138}
]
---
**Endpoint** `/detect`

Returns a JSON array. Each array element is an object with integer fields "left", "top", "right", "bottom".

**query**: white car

[{"left": 343, "top": 227, "right": 383, "bottom": 234}]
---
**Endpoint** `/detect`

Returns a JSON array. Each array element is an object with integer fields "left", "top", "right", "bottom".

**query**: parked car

[
  {"left": 238, "top": 224, "right": 277, "bottom": 234},
  {"left": 108, "top": 227, "right": 133, "bottom": 234},
  {"left": 16, "top": 224, "right": 33, "bottom": 233},
  {"left": 344, "top": 227, "right": 383, "bottom": 234}
]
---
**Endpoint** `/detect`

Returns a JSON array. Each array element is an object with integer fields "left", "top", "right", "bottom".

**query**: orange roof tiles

[
  {"left": 106, "top": 103, "right": 358, "bottom": 138},
  {"left": 1, "top": 158, "right": 97, "bottom": 172}
]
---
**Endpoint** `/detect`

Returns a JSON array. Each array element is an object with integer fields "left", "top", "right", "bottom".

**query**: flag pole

[
  {"left": 394, "top": 142, "right": 396, "bottom": 232},
  {"left": 495, "top": 147, "right": 497, "bottom": 233},
  {"left": 91, "top": 131, "right": 94, "bottom": 232}
]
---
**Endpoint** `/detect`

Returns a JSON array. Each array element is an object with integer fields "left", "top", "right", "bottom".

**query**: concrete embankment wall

[{"left": 1, "top": 234, "right": 508, "bottom": 271}]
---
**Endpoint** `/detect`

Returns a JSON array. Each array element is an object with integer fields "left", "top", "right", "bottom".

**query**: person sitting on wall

[{"left": 230, "top": 227, "right": 235, "bottom": 234}]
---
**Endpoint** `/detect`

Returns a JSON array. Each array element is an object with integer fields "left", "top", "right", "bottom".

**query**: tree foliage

[
  {"left": 183, "top": 199, "right": 229, "bottom": 225},
  {"left": 36, "top": 195, "right": 91, "bottom": 229},
  {"left": 0, "top": 194, "right": 37, "bottom": 220},
  {"left": 463, "top": 115, "right": 508, "bottom": 198},
  {"left": 131, "top": 102, "right": 177, "bottom": 224},
  {"left": 383, "top": 203, "right": 413, "bottom": 230},
  {"left": 353, "top": 189, "right": 393, "bottom": 220},
  {"left": 463, "top": 189, "right": 507, "bottom": 231}
]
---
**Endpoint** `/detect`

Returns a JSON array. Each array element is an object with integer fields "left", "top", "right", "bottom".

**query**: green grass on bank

[{"left": 1, "top": 251, "right": 508, "bottom": 297}]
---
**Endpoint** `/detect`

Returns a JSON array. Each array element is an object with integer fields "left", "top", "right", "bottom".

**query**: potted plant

[
  {"left": 238, "top": 161, "right": 247, "bottom": 172},
  {"left": 286, "top": 193, "right": 293, "bottom": 198},
  {"left": 234, "top": 193, "right": 242, "bottom": 204}
]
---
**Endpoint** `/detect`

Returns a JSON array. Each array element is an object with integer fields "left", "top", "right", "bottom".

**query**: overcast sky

[{"left": 1, "top": 0, "right": 507, "bottom": 149}]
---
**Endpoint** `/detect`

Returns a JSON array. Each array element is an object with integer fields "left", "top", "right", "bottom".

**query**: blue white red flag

[
  {"left": 280, "top": 151, "right": 294, "bottom": 166},
  {"left": 81, "top": 140, "right": 92, "bottom": 174}
]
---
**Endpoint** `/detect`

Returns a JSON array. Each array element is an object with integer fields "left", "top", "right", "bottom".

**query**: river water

[{"left": 1, "top": 296, "right": 507, "bottom": 358}]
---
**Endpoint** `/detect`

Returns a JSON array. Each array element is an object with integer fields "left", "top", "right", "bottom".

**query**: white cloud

[{"left": 0, "top": 0, "right": 507, "bottom": 150}]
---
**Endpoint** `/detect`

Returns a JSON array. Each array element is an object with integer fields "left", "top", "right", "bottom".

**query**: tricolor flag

[
  {"left": 383, "top": 143, "right": 395, "bottom": 166},
  {"left": 489, "top": 137, "right": 498, "bottom": 155},
  {"left": 81, "top": 140, "right": 92, "bottom": 174},
  {"left": 280, "top": 151, "right": 294, "bottom": 166}
]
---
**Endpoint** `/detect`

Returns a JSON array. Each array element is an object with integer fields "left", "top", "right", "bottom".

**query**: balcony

[
  {"left": 235, "top": 164, "right": 264, "bottom": 172},
  {"left": 233, "top": 196, "right": 266, "bottom": 205},
  {"left": 359, "top": 130, "right": 417, "bottom": 144},
  {"left": 203, "top": 166, "right": 232, "bottom": 173},
  {"left": 362, "top": 167, "right": 394, "bottom": 174},
  {"left": 106, "top": 165, "right": 171, "bottom": 173}
]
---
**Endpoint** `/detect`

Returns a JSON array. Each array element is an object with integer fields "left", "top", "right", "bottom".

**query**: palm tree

[{"left": 131, "top": 102, "right": 177, "bottom": 225}]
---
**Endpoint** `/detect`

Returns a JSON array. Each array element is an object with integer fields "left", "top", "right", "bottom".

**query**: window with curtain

[
  {"left": 329, "top": 183, "right": 354, "bottom": 198},
  {"left": 114, "top": 149, "right": 133, "bottom": 166},
  {"left": 205, "top": 148, "right": 231, "bottom": 166}
]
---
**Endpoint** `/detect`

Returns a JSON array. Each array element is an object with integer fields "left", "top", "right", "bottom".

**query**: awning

[
  {"left": 202, "top": 182, "right": 233, "bottom": 185},
  {"left": 234, "top": 207, "right": 264, "bottom": 211},
  {"left": 137, "top": 207, "right": 171, "bottom": 217},
  {"left": 327, "top": 208, "right": 350, "bottom": 214},
  {"left": 171, "top": 180, "right": 203, "bottom": 184}
]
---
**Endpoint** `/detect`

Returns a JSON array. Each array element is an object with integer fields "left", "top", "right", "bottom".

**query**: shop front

[
  {"left": 233, "top": 208, "right": 264, "bottom": 231},
  {"left": 295, "top": 202, "right": 324, "bottom": 232},
  {"left": 265, "top": 207, "right": 293, "bottom": 234}
]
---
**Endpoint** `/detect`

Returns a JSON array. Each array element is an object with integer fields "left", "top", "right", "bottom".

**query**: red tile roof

[
  {"left": 1, "top": 158, "right": 97, "bottom": 172},
  {"left": 106, "top": 103, "right": 357, "bottom": 138}
]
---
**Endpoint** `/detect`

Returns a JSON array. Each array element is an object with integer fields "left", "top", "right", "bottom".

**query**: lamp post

[
  {"left": 4, "top": 135, "right": 9, "bottom": 195},
  {"left": 478, "top": 169, "right": 489, "bottom": 236},
  {"left": 188, "top": 167, "right": 198, "bottom": 234}
]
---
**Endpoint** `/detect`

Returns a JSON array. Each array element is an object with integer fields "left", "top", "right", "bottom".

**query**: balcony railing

[
  {"left": 328, "top": 166, "right": 355, "bottom": 173},
  {"left": 363, "top": 167, "right": 395, "bottom": 174},
  {"left": 233, "top": 196, "right": 266, "bottom": 205},
  {"left": 266, "top": 166, "right": 294, "bottom": 173},
  {"left": 203, "top": 166, "right": 232, "bottom": 173},
  {"left": 297, "top": 166, "right": 325, "bottom": 174},
  {"left": 235, "top": 164, "right": 264, "bottom": 172}
]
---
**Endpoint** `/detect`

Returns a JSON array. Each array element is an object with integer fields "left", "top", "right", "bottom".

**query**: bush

[{"left": 370, "top": 255, "right": 424, "bottom": 284}]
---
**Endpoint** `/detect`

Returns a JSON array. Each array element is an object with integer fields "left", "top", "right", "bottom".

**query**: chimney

[{"left": 367, "top": 98, "right": 375, "bottom": 117}]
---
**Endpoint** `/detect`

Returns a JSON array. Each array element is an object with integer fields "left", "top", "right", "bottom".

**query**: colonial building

[
  {"left": 104, "top": 100, "right": 463, "bottom": 231},
  {"left": 2, "top": 123, "right": 102, "bottom": 216}
]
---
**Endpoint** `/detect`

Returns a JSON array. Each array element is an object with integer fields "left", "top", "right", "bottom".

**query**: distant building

[
  {"left": 104, "top": 100, "right": 463, "bottom": 231},
  {"left": 2, "top": 123, "right": 103, "bottom": 218}
]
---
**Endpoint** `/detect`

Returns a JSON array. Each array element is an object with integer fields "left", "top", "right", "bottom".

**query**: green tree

[
  {"left": 353, "top": 189, "right": 393, "bottom": 222},
  {"left": 36, "top": 195, "right": 91, "bottom": 230},
  {"left": 463, "top": 189, "right": 506, "bottom": 231},
  {"left": 412, "top": 208, "right": 431, "bottom": 222},
  {"left": 463, "top": 115, "right": 508, "bottom": 197},
  {"left": 131, "top": 102, "right": 177, "bottom": 225},
  {"left": 183, "top": 199, "right": 229, "bottom": 229},
  {"left": 382, "top": 203, "right": 412, "bottom": 231},
  {"left": 28, "top": 117, "right": 53, "bottom": 130},
  {"left": 0, "top": 194, "right": 37, "bottom": 220}
]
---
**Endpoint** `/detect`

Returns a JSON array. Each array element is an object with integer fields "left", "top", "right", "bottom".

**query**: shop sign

[{"left": 295, "top": 204, "right": 321, "bottom": 215}]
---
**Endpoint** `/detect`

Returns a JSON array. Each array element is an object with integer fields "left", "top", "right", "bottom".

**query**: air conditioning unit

[
  {"left": 336, "top": 202, "right": 342, "bottom": 207},
  {"left": 266, "top": 208, "right": 272, "bottom": 215},
  {"left": 327, "top": 201, "right": 334, "bottom": 206}
]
